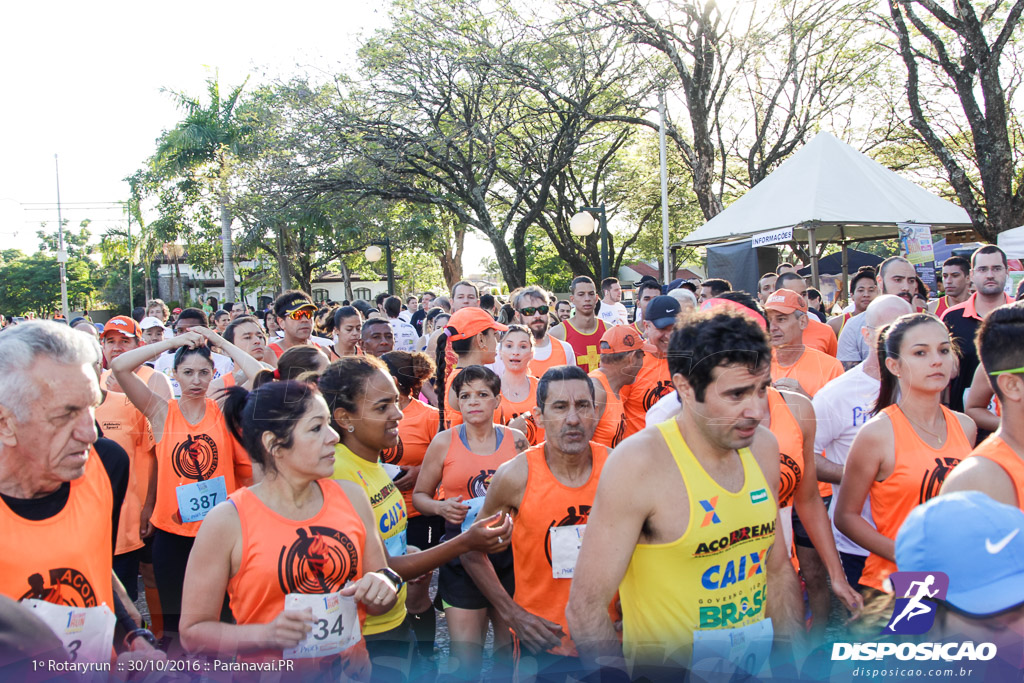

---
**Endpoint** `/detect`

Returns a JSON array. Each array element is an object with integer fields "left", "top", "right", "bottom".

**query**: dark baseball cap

[{"left": 645, "top": 295, "right": 681, "bottom": 329}]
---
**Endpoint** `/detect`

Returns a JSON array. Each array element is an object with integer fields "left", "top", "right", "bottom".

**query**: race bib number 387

[
  {"left": 175, "top": 476, "right": 227, "bottom": 524},
  {"left": 24, "top": 600, "right": 115, "bottom": 664},
  {"left": 283, "top": 591, "right": 360, "bottom": 659}
]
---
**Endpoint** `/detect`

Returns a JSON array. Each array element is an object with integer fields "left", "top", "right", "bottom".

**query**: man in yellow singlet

[{"left": 567, "top": 310, "right": 803, "bottom": 679}]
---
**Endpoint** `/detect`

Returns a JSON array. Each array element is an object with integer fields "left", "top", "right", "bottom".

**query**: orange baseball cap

[
  {"left": 101, "top": 315, "right": 142, "bottom": 339},
  {"left": 600, "top": 325, "right": 644, "bottom": 354},
  {"left": 763, "top": 289, "right": 807, "bottom": 315},
  {"left": 447, "top": 307, "right": 507, "bottom": 341}
]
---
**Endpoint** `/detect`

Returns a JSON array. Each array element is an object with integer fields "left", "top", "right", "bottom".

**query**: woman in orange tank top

[
  {"left": 433, "top": 307, "right": 508, "bottom": 430},
  {"left": 414, "top": 365, "right": 528, "bottom": 680},
  {"left": 496, "top": 326, "right": 545, "bottom": 445},
  {"left": 177, "top": 379, "right": 398, "bottom": 677},
  {"left": 765, "top": 387, "right": 862, "bottom": 633},
  {"left": 112, "top": 325, "right": 266, "bottom": 637},
  {"left": 330, "top": 306, "right": 364, "bottom": 359},
  {"left": 836, "top": 313, "right": 977, "bottom": 593}
]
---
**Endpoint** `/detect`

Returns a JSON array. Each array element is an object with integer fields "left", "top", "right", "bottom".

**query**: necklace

[{"left": 900, "top": 406, "right": 946, "bottom": 444}]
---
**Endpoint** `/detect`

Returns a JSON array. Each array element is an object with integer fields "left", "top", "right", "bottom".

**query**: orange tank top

[
  {"left": 96, "top": 390, "right": 151, "bottom": 555},
  {"left": 227, "top": 482, "right": 369, "bottom": 669},
  {"left": 969, "top": 435, "right": 1024, "bottom": 510},
  {"left": 563, "top": 319, "right": 608, "bottom": 373},
  {"left": 512, "top": 442, "right": 611, "bottom": 656},
  {"left": 0, "top": 448, "right": 114, "bottom": 608},
  {"left": 151, "top": 398, "right": 240, "bottom": 537},
  {"left": 443, "top": 367, "right": 465, "bottom": 429},
  {"left": 382, "top": 398, "right": 440, "bottom": 518},
  {"left": 621, "top": 352, "right": 672, "bottom": 437},
  {"left": 528, "top": 339, "right": 568, "bottom": 378},
  {"left": 441, "top": 425, "right": 519, "bottom": 501},
  {"left": 268, "top": 342, "right": 285, "bottom": 359},
  {"left": 497, "top": 375, "right": 545, "bottom": 446},
  {"left": 861, "top": 405, "right": 970, "bottom": 590},
  {"left": 590, "top": 370, "right": 626, "bottom": 448},
  {"left": 767, "top": 389, "right": 803, "bottom": 509}
]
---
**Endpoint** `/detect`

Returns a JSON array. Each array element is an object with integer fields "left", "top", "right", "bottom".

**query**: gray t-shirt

[{"left": 836, "top": 312, "right": 869, "bottom": 363}]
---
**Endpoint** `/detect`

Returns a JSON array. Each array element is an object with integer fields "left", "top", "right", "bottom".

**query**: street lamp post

[
  {"left": 365, "top": 237, "right": 395, "bottom": 296},
  {"left": 54, "top": 154, "right": 70, "bottom": 320},
  {"left": 569, "top": 204, "right": 609, "bottom": 280}
]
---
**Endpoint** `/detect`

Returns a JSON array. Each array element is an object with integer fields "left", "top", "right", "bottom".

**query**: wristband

[
  {"left": 124, "top": 627, "right": 158, "bottom": 650},
  {"left": 377, "top": 567, "right": 404, "bottom": 592}
]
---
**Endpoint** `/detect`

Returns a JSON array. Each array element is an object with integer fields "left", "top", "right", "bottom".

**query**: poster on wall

[{"left": 898, "top": 222, "right": 936, "bottom": 295}]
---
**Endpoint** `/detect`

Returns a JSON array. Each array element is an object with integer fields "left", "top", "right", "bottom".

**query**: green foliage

[{"left": 0, "top": 252, "right": 97, "bottom": 315}]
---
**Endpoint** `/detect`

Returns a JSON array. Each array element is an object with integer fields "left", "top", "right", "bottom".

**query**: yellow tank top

[{"left": 620, "top": 419, "right": 777, "bottom": 666}]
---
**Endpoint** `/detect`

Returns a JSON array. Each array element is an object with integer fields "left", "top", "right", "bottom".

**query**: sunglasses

[
  {"left": 518, "top": 306, "right": 550, "bottom": 316},
  {"left": 287, "top": 309, "right": 314, "bottom": 321}
]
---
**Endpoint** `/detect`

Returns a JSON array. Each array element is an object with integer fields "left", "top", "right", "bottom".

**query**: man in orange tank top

[
  {"left": 462, "top": 366, "right": 606, "bottom": 677},
  {"left": 766, "top": 290, "right": 843, "bottom": 398},
  {"left": 620, "top": 296, "right": 679, "bottom": 436},
  {"left": 590, "top": 326, "right": 644, "bottom": 449},
  {"left": 775, "top": 273, "right": 838, "bottom": 357},
  {"left": 550, "top": 276, "right": 608, "bottom": 373},
  {"left": 942, "top": 302, "right": 1024, "bottom": 509},
  {"left": 929, "top": 256, "right": 971, "bottom": 318},
  {"left": 0, "top": 323, "right": 163, "bottom": 661}
]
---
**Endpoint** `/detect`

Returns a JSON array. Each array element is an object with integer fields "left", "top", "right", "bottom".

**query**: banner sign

[
  {"left": 898, "top": 222, "right": 936, "bottom": 294},
  {"left": 751, "top": 227, "right": 794, "bottom": 248}
]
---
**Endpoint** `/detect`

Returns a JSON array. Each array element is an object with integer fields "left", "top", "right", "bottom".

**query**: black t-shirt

[
  {"left": 0, "top": 437, "right": 129, "bottom": 555},
  {"left": 410, "top": 309, "right": 427, "bottom": 335},
  {"left": 943, "top": 307, "right": 981, "bottom": 413}
]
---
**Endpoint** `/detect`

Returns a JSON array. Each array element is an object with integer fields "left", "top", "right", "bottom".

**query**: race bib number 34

[
  {"left": 283, "top": 591, "right": 360, "bottom": 659},
  {"left": 176, "top": 476, "right": 227, "bottom": 523},
  {"left": 24, "top": 600, "right": 115, "bottom": 664},
  {"left": 550, "top": 524, "right": 586, "bottom": 579}
]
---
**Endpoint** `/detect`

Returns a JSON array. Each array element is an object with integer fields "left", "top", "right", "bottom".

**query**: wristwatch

[{"left": 378, "top": 567, "right": 404, "bottom": 592}]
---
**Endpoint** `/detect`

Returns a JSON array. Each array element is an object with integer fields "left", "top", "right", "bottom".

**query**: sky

[{"left": 0, "top": 0, "right": 491, "bottom": 271}]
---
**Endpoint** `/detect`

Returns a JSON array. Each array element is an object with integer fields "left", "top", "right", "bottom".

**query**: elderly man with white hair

[{"left": 0, "top": 322, "right": 162, "bottom": 663}]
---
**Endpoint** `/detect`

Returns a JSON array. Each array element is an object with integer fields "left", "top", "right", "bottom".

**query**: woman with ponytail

[
  {"left": 251, "top": 345, "right": 330, "bottom": 388},
  {"left": 836, "top": 312, "right": 977, "bottom": 593},
  {"left": 434, "top": 307, "right": 507, "bottom": 430},
  {"left": 319, "top": 357, "right": 511, "bottom": 681},
  {"left": 178, "top": 380, "right": 398, "bottom": 679}
]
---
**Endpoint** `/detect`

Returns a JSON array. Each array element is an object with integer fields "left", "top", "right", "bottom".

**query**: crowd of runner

[{"left": 2, "top": 248, "right": 1024, "bottom": 682}]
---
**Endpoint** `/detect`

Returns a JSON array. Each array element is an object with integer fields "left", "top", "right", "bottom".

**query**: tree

[
  {"left": 886, "top": 0, "right": 1024, "bottom": 240},
  {"left": 152, "top": 75, "right": 252, "bottom": 301}
]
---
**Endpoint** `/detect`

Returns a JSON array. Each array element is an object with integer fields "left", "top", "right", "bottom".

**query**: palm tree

[{"left": 154, "top": 75, "right": 251, "bottom": 302}]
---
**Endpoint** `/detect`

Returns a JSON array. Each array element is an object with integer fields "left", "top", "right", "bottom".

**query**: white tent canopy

[
  {"left": 997, "top": 225, "right": 1024, "bottom": 259},
  {"left": 680, "top": 132, "right": 972, "bottom": 247}
]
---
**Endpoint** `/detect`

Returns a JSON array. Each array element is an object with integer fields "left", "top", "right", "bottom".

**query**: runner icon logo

[
  {"left": 884, "top": 571, "right": 949, "bottom": 635},
  {"left": 171, "top": 433, "right": 219, "bottom": 480}
]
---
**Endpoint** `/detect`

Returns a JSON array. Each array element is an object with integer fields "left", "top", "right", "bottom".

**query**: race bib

[
  {"left": 283, "top": 591, "right": 360, "bottom": 659},
  {"left": 460, "top": 497, "right": 487, "bottom": 533},
  {"left": 175, "top": 476, "right": 227, "bottom": 523},
  {"left": 549, "top": 524, "right": 586, "bottom": 579},
  {"left": 692, "top": 617, "right": 773, "bottom": 678},
  {"left": 24, "top": 600, "right": 115, "bottom": 664},
  {"left": 384, "top": 531, "right": 407, "bottom": 558}
]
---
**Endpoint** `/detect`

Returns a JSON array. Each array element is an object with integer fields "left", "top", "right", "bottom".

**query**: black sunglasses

[{"left": 518, "top": 305, "right": 550, "bottom": 316}]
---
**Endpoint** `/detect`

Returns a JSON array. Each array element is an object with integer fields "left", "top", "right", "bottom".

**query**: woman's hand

[
  {"left": 342, "top": 573, "right": 398, "bottom": 612},
  {"left": 261, "top": 608, "right": 314, "bottom": 650},
  {"left": 462, "top": 511, "right": 512, "bottom": 553},
  {"left": 172, "top": 331, "right": 206, "bottom": 350},
  {"left": 438, "top": 496, "right": 470, "bottom": 525},
  {"left": 190, "top": 325, "right": 226, "bottom": 348}
]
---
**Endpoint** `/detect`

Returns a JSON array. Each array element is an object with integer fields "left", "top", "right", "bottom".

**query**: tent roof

[{"left": 679, "top": 132, "right": 972, "bottom": 246}]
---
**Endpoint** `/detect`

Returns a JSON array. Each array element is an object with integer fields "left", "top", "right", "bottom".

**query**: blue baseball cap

[
  {"left": 896, "top": 491, "right": 1024, "bottom": 616},
  {"left": 645, "top": 295, "right": 682, "bottom": 329}
]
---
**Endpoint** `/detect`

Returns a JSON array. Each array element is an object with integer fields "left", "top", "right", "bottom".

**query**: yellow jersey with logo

[
  {"left": 332, "top": 444, "right": 408, "bottom": 635},
  {"left": 619, "top": 419, "right": 776, "bottom": 667}
]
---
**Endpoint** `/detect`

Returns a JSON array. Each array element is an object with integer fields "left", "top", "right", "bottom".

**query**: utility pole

[{"left": 54, "top": 154, "right": 70, "bottom": 320}]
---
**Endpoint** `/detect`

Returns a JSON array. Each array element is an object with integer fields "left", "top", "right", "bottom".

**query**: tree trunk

[
  {"left": 340, "top": 261, "right": 354, "bottom": 302},
  {"left": 275, "top": 224, "right": 292, "bottom": 292},
  {"left": 172, "top": 258, "right": 183, "bottom": 304},
  {"left": 488, "top": 233, "right": 525, "bottom": 290},
  {"left": 219, "top": 191, "right": 235, "bottom": 302}
]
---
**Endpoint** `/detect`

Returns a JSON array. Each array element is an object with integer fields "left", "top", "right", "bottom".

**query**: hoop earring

[{"left": 347, "top": 425, "right": 355, "bottom": 433}]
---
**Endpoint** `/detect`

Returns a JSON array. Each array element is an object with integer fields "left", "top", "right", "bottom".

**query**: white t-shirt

[
  {"left": 597, "top": 301, "right": 628, "bottom": 327},
  {"left": 812, "top": 362, "right": 878, "bottom": 556},
  {"left": 154, "top": 350, "right": 235, "bottom": 399},
  {"left": 646, "top": 392, "right": 681, "bottom": 427},
  {"left": 389, "top": 318, "right": 419, "bottom": 352},
  {"left": 487, "top": 336, "right": 576, "bottom": 377},
  {"left": 398, "top": 309, "right": 414, "bottom": 324}
]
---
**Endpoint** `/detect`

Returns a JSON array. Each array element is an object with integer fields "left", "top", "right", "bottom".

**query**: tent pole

[
  {"left": 808, "top": 224, "right": 820, "bottom": 289},
  {"left": 841, "top": 227, "right": 849, "bottom": 309}
]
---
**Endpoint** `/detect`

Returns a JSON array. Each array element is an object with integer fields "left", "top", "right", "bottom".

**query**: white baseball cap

[{"left": 139, "top": 316, "right": 167, "bottom": 331}]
